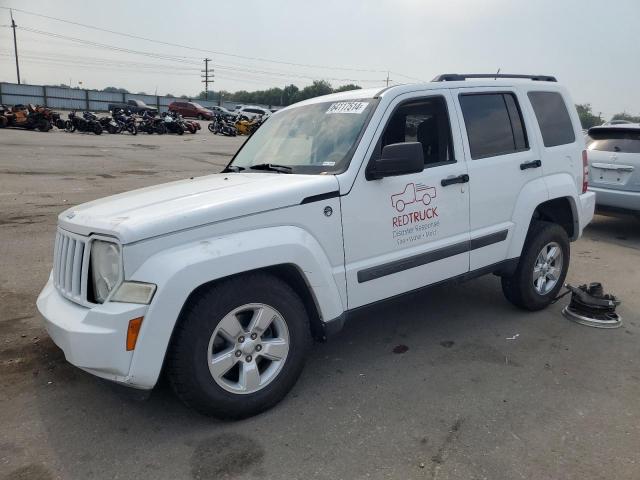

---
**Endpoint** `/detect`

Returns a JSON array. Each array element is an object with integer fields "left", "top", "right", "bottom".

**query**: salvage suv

[{"left": 37, "top": 74, "right": 595, "bottom": 418}]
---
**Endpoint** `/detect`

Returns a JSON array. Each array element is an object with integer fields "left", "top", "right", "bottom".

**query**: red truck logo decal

[{"left": 391, "top": 183, "right": 437, "bottom": 212}]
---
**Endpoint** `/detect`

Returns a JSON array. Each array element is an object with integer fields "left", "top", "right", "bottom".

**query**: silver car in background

[{"left": 586, "top": 124, "right": 640, "bottom": 218}]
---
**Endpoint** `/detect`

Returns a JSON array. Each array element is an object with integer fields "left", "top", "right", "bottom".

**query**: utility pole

[
  {"left": 385, "top": 71, "right": 391, "bottom": 87},
  {"left": 10, "top": 9, "right": 21, "bottom": 84},
  {"left": 201, "top": 58, "right": 214, "bottom": 100}
]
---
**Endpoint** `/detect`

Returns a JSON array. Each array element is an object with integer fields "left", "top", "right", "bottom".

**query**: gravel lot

[{"left": 1, "top": 126, "right": 639, "bottom": 480}]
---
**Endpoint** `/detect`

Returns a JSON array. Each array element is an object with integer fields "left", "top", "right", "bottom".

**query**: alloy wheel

[
  {"left": 207, "top": 303, "right": 290, "bottom": 394},
  {"left": 532, "top": 241, "right": 563, "bottom": 295}
]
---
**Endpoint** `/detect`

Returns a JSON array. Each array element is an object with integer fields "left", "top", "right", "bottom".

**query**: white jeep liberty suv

[{"left": 37, "top": 74, "right": 596, "bottom": 418}]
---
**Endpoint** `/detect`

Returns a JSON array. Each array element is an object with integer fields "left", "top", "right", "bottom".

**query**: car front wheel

[
  {"left": 167, "top": 272, "right": 311, "bottom": 418},
  {"left": 501, "top": 221, "right": 569, "bottom": 311}
]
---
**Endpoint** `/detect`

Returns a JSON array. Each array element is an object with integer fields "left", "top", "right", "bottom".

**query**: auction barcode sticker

[{"left": 326, "top": 102, "right": 369, "bottom": 114}]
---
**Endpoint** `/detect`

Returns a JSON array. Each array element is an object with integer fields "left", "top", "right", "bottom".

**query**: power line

[
  {"left": 15, "top": 27, "right": 387, "bottom": 83},
  {"left": 1, "top": 6, "right": 390, "bottom": 74}
]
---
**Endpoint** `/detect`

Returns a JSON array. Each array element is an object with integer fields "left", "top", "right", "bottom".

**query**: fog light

[
  {"left": 126, "top": 317, "right": 144, "bottom": 351},
  {"left": 112, "top": 281, "right": 156, "bottom": 304}
]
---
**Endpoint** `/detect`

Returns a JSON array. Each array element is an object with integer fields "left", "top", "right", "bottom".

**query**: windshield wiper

[
  {"left": 248, "top": 163, "right": 293, "bottom": 174},
  {"left": 222, "top": 165, "right": 245, "bottom": 172}
]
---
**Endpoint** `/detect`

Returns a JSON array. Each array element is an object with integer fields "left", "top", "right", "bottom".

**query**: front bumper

[
  {"left": 36, "top": 274, "right": 150, "bottom": 388},
  {"left": 588, "top": 186, "right": 640, "bottom": 214}
]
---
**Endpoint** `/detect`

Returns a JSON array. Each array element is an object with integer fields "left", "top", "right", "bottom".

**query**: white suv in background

[
  {"left": 37, "top": 73, "right": 595, "bottom": 418},
  {"left": 586, "top": 123, "right": 640, "bottom": 217},
  {"left": 236, "top": 105, "right": 271, "bottom": 119}
]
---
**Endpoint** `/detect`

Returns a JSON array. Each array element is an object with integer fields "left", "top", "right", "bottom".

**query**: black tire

[
  {"left": 167, "top": 272, "right": 311, "bottom": 419},
  {"left": 501, "top": 221, "right": 570, "bottom": 311},
  {"left": 177, "top": 126, "right": 184, "bottom": 135},
  {"left": 94, "top": 124, "right": 103, "bottom": 135},
  {"left": 65, "top": 120, "right": 75, "bottom": 133},
  {"left": 156, "top": 123, "right": 166, "bottom": 135},
  {"left": 127, "top": 124, "right": 138, "bottom": 135}
]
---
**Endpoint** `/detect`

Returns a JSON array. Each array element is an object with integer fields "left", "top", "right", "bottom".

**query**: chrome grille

[{"left": 53, "top": 229, "right": 89, "bottom": 303}]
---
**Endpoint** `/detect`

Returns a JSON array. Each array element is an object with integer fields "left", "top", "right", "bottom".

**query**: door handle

[
  {"left": 441, "top": 174, "right": 469, "bottom": 187},
  {"left": 520, "top": 159, "right": 542, "bottom": 170}
]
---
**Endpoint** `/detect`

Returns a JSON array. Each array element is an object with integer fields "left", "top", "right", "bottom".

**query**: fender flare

[
  {"left": 507, "top": 176, "right": 550, "bottom": 259},
  {"left": 126, "top": 226, "right": 345, "bottom": 388},
  {"left": 544, "top": 173, "right": 581, "bottom": 240},
  {"left": 507, "top": 173, "right": 580, "bottom": 258}
]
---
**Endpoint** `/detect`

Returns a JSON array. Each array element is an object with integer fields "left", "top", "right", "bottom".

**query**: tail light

[{"left": 582, "top": 150, "right": 589, "bottom": 193}]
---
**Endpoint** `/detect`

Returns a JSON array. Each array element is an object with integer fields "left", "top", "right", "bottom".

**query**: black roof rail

[{"left": 432, "top": 73, "right": 557, "bottom": 82}]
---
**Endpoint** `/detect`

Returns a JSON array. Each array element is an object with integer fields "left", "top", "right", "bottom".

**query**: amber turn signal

[{"left": 126, "top": 317, "right": 144, "bottom": 351}]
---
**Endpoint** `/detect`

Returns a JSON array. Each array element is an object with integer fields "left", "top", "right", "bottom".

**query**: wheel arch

[
  {"left": 507, "top": 175, "right": 580, "bottom": 258},
  {"left": 531, "top": 196, "right": 577, "bottom": 240}
]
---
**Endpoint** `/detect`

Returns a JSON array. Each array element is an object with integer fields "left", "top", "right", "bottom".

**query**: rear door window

[
  {"left": 527, "top": 91, "right": 576, "bottom": 147},
  {"left": 459, "top": 93, "right": 529, "bottom": 159},
  {"left": 587, "top": 129, "right": 640, "bottom": 153}
]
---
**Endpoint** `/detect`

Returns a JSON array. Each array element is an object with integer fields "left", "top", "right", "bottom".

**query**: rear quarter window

[
  {"left": 528, "top": 91, "right": 575, "bottom": 147},
  {"left": 459, "top": 92, "right": 529, "bottom": 159}
]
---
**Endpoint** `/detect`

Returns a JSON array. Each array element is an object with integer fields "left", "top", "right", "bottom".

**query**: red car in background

[{"left": 168, "top": 101, "right": 213, "bottom": 120}]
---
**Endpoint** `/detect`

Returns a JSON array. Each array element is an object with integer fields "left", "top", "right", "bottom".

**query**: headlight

[{"left": 90, "top": 240, "right": 122, "bottom": 303}]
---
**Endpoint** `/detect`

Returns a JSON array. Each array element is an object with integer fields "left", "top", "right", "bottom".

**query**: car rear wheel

[
  {"left": 501, "top": 221, "right": 569, "bottom": 311},
  {"left": 168, "top": 272, "right": 311, "bottom": 419}
]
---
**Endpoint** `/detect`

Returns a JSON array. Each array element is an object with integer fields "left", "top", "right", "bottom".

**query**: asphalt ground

[{"left": 1, "top": 125, "right": 639, "bottom": 480}]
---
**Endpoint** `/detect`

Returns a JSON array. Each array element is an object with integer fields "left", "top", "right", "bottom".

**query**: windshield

[
  {"left": 228, "top": 99, "right": 376, "bottom": 174},
  {"left": 192, "top": 103, "right": 204, "bottom": 109}
]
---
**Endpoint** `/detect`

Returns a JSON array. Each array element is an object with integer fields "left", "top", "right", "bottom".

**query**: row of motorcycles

[
  {"left": 64, "top": 110, "right": 202, "bottom": 135},
  {"left": 207, "top": 114, "right": 265, "bottom": 137},
  {"left": 0, "top": 104, "right": 204, "bottom": 136}
]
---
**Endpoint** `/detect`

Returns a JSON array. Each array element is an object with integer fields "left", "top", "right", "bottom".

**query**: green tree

[
  {"left": 103, "top": 86, "right": 129, "bottom": 93},
  {"left": 282, "top": 84, "right": 299, "bottom": 106},
  {"left": 611, "top": 112, "right": 640, "bottom": 123},
  {"left": 575, "top": 104, "right": 602, "bottom": 129},
  {"left": 294, "top": 80, "right": 333, "bottom": 103},
  {"left": 333, "top": 84, "right": 362, "bottom": 93}
]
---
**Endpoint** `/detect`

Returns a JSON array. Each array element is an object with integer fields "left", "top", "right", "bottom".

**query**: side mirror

[{"left": 367, "top": 142, "right": 424, "bottom": 180}]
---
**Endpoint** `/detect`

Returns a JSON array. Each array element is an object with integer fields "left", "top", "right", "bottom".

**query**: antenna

[{"left": 494, "top": 68, "right": 501, "bottom": 80}]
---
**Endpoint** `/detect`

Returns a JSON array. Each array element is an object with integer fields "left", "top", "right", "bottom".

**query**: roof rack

[{"left": 432, "top": 73, "right": 557, "bottom": 82}]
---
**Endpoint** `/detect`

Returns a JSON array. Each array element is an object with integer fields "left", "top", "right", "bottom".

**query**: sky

[{"left": 0, "top": 0, "right": 638, "bottom": 118}]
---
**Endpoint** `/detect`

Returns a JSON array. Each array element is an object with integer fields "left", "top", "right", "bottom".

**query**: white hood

[{"left": 58, "top": 173, "right": 339, "bottom": 243}]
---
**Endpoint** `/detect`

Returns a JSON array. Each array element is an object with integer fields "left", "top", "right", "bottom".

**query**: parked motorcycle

[
  {"left": 112, "top": 109, "right": 138, "bottom": 135},
  {"left": 178, "top": 113, "right": 201, "bottom": 134},
  {"left": 161, "top": 112, "right": 185, "bottom": 135},
  {"left": 0, "top": 104, "right": 54, "bottom": 131},
  {"left": 65, "top": 111, "right": 103, "bottom": 135},
  {"left": 139, "top": 111, "right": 166, "bottom": 134},
  {"left": 233, "top": 114, "right": 264, "bottom": 136},
  {"left": 208, "top": 114, "right": 237, "bottom": 136},
  {"left": 99, "top": 113, "right": 122, "bottom": 134}
]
